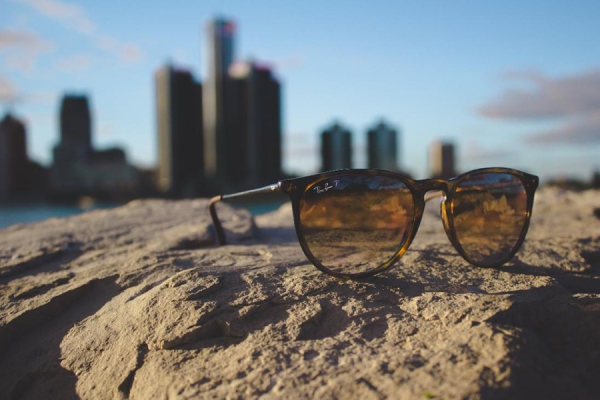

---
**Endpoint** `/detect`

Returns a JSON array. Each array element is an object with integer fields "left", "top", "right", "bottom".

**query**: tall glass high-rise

[
  {"left": 155, "top": 64, "right": 204, "bottom": 196},
  {"left": 321, "top": 122, "right": 353, "bottom": 171},
  {"left": 367, "top": 120, "right": 399, "bottom": 171},
  {"left": 203, "top": 18, "right": 235, "bottom": 178}
]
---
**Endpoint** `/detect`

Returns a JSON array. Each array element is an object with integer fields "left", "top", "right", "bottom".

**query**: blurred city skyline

[{"left": 1, "top": 1, "right": 600, "bottom": 182}]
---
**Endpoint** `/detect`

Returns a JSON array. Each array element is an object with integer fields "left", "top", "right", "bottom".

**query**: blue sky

[{"left": 1, "top": 0, "right": 600, "bottom": 181}]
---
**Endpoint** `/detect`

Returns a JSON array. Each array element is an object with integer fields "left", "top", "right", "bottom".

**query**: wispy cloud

[
  {"left": 479, "top": 68, "right": 600, "bottom": 145},
  {"left": 24, "top": 90, "right": 56, "bottom": 104},
  {"left": 526, "top": 111, "right": 600, "bottom": 145},
  {"left": 0, "top": 74, "right": 57, "bottom": 104},
  {"left": 479, "top": 69, "right": 600, "bottom": 119},
  {"left": 10, "top": 0, "right": 144, "bottom": 65},
  {"left": 96, "top": 36, "right": 143, "bottom": 63},
  {"left": 0, "top": 29, "right": 47, "bottom": 50},
  {"left": 54, "top": 53, "right": 93, "bottom": 71},
  {"left": 13, "top": 0, "right": 96, "bottom": 34},
  {"left": 0, "top": 76, "right": 18, "bottom": 102},
  {"left": 0, "top": 29, "right": 54, "bottom": 70}
]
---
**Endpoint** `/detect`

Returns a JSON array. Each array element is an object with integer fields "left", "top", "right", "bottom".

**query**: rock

[{"left": 0, "top": 188, "right": 599, "bottom": 399}]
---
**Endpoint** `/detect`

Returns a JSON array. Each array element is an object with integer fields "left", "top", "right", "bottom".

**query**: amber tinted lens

[
  {"left": 451, "top": 173, "right": 528, "bottom": 266},
  {"left": 298, "top": 175, "right": 415, "bottom": 275}
]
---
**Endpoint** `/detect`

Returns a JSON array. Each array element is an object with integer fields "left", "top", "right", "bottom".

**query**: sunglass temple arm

[{"left": 209, "top": 183, "right": 282, "bottom": 246}]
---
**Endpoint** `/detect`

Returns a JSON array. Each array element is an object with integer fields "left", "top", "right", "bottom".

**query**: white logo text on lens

[{"left": 313, "top": 180, "right": 339, "bottom": 194}]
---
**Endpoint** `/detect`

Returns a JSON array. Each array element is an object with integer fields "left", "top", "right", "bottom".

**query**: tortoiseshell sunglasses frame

[{"left": 209, "top": 167, "right": 539, "bottom": 279}]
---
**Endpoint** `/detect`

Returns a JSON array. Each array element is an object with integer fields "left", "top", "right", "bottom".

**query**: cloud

[
  {"left": 0, "top": 30, "right": 52, "bottom": 53},
  {"left": 11, "top": 0, "right": 144, "bottom": 64},
  {"left": 0, "top": 29, "right": 54, "bottom": 70},
  {"left": 526, "top": 111, "right": 600, "bottom": 145},
  {"left": 479, "top": 68, "right": 600, "bottom": 119},
  {"left": 0, "top": 75, "right": 57, "bottom": 105},
  {"left": 479, "top": 68, "right": 600, "bottom": 146},
  {"left": 0, "top": 76, "right": 18, "bottom": 102},
  {"left": 96, "top": 36, "right": 143, "bottom": 63},
  {"left": 24, "top": 90, "right": 56, "bottom": 104},
  {"left": 54, "top": 53, "right": 93, "bottom": 71},
  {"left": 12, "top": 0, "right": 96, "bottom": 34}
]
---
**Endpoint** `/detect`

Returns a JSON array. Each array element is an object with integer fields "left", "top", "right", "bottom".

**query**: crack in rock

[{"left": 118, "top": 343, "right": 149, "bottom": 397}]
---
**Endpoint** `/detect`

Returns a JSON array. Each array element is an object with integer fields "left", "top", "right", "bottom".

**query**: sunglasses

[{"left": 209, "top": 168, "right": 539, "bottom": 279}]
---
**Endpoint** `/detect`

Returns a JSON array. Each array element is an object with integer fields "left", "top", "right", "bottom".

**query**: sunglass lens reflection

[
  {"left": 451, "top": 173, "right": 528, "bottom": 266},
  {"left": 298, "top": 175, "right": 415, "bottom": 275}
]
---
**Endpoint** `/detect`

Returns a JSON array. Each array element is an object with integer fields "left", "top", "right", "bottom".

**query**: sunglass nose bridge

[{"left": 416, "top": 178, "right": 448, "bottom": 195}]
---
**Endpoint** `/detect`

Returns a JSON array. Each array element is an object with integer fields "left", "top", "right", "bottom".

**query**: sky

[{"left": 1, "top": 0, "right": 600, "bottom": 182}]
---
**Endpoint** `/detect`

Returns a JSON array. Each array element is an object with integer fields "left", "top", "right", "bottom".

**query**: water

[
  {"left": 236, "top": 200, "right": 287, "bottom": 215},
  {"left": 0, "top": 200, "right": 287, "bottom": 230},
  {"left": 0, "top": 204, "right": 120, "bottom": 230}
]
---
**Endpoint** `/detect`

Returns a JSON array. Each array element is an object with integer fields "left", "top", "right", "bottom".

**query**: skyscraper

[
  {"left": 0, "top": 113, "right": 28, "bottom": 197},
  {"left": 229, "top": 60, "right": 282, "bottom": 185},
  {"left": 51, "top": 94, "right": 137, "bottom": 199},
  {"left": 52, "top": 95, "right": 93, "bottom": 192},
  {"left": 321, "top": 122, "right": 352, "bottom": 171},
  {"left": 203, "top": 18, "right": 235, "bottom": 179},
  {"left": 60, "top": 96, "right": 91, "bottom": 150},
  {"left": 428, "top": 140, "right": 456, "bottom": 178},
  {"left": 367, "top": 120, "right": 399, "bottom": 171},
  {"left": 54, "top": 95, "right": 92, "bottom": 167},
  {"left": 156, "top": 64, "right": 204, "bottom": 195}
]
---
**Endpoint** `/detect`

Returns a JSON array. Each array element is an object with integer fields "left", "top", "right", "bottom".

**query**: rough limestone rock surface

[{"left": 1, "top": 188, "right": 599, "bottom": 399}]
